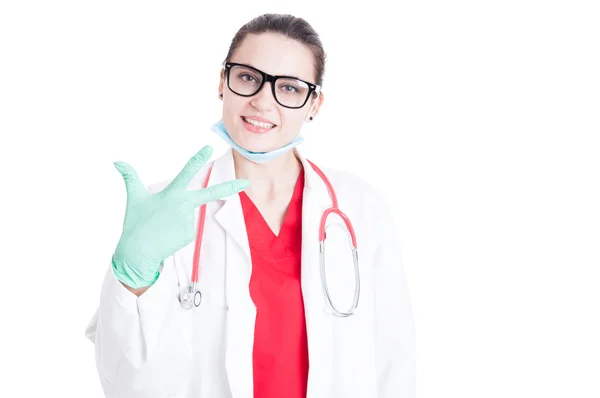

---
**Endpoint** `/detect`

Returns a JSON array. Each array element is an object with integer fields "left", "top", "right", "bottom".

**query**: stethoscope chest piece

[
  {"left": 181, "top": 159, "right": 360, "bottom": 316},
  {"left": 181, "top": 285, "right": 202, "bottom": 310},
  {"left": 194, "top": 290, "right": 202, "bottom": 307}
]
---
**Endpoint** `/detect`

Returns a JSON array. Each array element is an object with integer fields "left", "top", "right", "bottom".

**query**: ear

[
  {"left": 218, "top": 69, "right": 225, "bottom": 99},
  {"left": 308, "top": 91, "right": 325, "bottom": 119}
]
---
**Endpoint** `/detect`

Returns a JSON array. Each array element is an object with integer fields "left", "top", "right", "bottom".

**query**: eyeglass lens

[{"left": 228, "top": 64, "right": 312, "bottom": 108}]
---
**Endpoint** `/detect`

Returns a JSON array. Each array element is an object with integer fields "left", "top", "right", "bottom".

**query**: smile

[{"left": 241, "top": 116, "right": 276, "bottom": 129}]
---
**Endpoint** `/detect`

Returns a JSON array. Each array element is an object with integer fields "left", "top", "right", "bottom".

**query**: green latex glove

[{"left": 111, "top": 145, "right": 249, "bottom": 289}]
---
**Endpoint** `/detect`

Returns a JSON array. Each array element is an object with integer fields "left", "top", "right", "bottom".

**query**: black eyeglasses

[{"left": 224, "top": 62, "right": 321, "bottom": 109}]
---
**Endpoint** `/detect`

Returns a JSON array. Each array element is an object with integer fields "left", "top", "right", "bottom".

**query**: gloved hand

[{"left": 111, "top": 145, "right": 249, "bottom": 289}]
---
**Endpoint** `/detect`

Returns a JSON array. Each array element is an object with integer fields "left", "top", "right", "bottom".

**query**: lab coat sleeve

[
  {"left": 372, "top": 195, "right": 416, "bottom": 397},
  {"left": 85, "top": 258, "right": 192, "bottom": 397}
]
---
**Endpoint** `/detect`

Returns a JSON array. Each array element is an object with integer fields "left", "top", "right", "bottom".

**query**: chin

[{"left": 231, "top": 132, "right": 274, "bottom": 152}]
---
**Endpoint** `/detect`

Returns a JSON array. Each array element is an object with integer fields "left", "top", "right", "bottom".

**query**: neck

[{"left": 232, "top": 149, "right": 302, "bottom": 201}]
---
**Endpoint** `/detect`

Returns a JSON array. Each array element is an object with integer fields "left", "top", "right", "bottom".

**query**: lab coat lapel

[
  {"left": 210, "top": 149, "right": 252, "bottom": 266},
  {"left": 208, "top": 149, "right": 255, "bottom": 398},
  {"left": 205, "top": 147, "right": 337, "bottom": 397},
  {"left": 296, "top": 149, "right": 336, "bottom": 397}
]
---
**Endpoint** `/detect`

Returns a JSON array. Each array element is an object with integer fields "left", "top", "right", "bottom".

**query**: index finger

[
  {"left": 168, "top": 145, "right": 213, "bottom": 190},
  {"left": 189, "top": 179, "right": 250, "bottom": 207}
]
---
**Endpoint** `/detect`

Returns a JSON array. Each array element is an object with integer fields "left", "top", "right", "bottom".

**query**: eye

[
  {"left": 280, "top": 84, "right": 299, "bottom": 93},
  {"left": 240, "top": 73, "right": 258, "bottom": 83}
]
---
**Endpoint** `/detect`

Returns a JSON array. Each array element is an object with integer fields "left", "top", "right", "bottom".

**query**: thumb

[{"left": 113, "top": 161, "right": 148, "bottom": 201}]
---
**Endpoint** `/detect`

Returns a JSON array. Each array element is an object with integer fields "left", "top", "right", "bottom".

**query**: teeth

[{"left": 244, "top": 117, "right": 274, "bottom": 129}]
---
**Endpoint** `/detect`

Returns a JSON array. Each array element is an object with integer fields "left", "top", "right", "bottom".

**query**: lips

[
  {"left": 241, "top": 116, "right": 277, "bottom": 134},
  {"left": 241, "top": 115, "right": 276, "bottom": 127}
]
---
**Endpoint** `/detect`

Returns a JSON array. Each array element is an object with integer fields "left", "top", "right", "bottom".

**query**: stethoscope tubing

[{"left": 183, "top": 160, "right": 360, "bottom": 316}]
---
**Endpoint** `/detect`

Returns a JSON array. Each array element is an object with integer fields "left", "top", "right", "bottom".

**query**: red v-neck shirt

[{"left": 239, "top": 168, "right": 309, "bottom": 398}]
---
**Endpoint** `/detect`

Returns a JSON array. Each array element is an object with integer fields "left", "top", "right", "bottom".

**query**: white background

[{"left": 1, "top": 0, "right": 599, "bottom": 397}]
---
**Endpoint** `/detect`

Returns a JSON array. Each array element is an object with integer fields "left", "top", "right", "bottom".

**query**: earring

[
  {"left": 219, "top": 93, "right": 223, "bottom": 98},
  {"left": 309, "top": 116, "right": 313, "bottom": 121}
]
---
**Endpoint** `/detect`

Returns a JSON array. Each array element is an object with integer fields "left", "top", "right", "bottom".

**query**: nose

[{"left": 250, "top": 81, "right": 277, "bottom": 111}]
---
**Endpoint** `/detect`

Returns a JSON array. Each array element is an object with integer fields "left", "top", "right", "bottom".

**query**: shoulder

[
  {"left": 312, "top": 164, "right": 389, "bottom": 210},
  {"left": 310, "top": 164, "right": 401, "bottom": 266},
  {"left": 308, "top": 163, "right": 397, "bottom": 243}
]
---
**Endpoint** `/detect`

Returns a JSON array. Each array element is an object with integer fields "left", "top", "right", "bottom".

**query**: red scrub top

[{"left": 239, "top": 168, "right": 309, "bottom": 398}]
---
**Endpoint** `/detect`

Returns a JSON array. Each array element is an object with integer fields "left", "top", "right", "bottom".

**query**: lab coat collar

[
  {"left": 203, "top": 146, "right": 324, "bottom": 196},
  {"left": 204, "top": 147, "right": 335, "bottom": 397},
  {"left": 203, "top": 145, "right": 331, "bottom": 275},
  {"left": 207, "top": 148, "right": 252, "bottom": 262}
]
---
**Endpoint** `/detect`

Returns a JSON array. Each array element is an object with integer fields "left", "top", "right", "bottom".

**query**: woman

[{"left": 86, "top": 13, "right": 415, "bottom": 398}]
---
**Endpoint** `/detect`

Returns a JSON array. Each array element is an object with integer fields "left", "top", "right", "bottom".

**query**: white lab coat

[{"left": 85, "top": 147, "right": 416, "bottom": 398}]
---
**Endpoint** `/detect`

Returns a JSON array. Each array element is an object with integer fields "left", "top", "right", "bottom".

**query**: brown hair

[{"left": 223, "top": 13, "right": 327, "bottom": 87}]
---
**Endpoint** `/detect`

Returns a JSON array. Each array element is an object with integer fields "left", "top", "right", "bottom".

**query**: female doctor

[{"left": 85, "top": 13, "right": 415, "bottom": 398}]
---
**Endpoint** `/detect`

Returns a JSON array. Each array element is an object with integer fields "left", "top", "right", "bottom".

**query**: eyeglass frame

[{"left": 223, "top": 62, "right": 321, "bottom": 109}]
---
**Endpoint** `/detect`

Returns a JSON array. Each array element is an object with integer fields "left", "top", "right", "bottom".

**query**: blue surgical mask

[{"left": 210, "top": 119, "right": 304, "bottom": 164}]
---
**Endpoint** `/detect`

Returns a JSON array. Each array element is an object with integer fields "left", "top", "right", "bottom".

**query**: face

[{"left": 218, "top": 32, "right": 324, "bottom": 152}]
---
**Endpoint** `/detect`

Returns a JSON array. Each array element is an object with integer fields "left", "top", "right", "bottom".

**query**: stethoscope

[{"left": 180, "top": 160, "right": 360, "bottom": 317}]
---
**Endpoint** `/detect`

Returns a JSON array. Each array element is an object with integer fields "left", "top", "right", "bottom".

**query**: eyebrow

[{"left": 231, "top": 61, "right": 306, "bottom": 82}]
